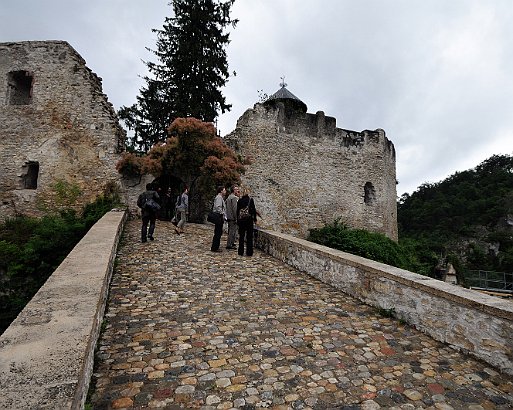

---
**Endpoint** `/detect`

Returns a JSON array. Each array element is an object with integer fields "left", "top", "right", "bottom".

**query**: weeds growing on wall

[{"left": 0, "top": 190, "right": 123, "bottom": 335}]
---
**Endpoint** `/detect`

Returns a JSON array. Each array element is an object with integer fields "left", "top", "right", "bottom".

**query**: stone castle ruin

[
  {"left": 0, "top": 41, "right": 134, "bottom": 220},
  {"left": 224, "top": 84, "right": 398, "bottom": 240},
  {"left": 0, "top": 40, "right": 397, "bottom": 240}
]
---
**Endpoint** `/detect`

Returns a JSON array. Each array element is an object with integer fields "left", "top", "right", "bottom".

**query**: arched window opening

[
  {"left": 364, "top": 182, "right": 376, "bottom": 205},
  {"left": 21, "top": 161, "right": 39, "bottom": 189},
  {"left": 8, "top": 70, "right": 33, "bottom": 105}
]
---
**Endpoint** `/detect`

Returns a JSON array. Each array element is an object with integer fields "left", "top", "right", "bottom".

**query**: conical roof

[
  {"left": 264, "top": 83, "right": 307, "bottom": 113},
  {"left": 269, "top": 86, "right": 302, "bottom": 101}
]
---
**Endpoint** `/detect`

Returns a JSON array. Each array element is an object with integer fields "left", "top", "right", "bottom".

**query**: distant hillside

[{"left": 398, "top": 154, "right": 513, "bottom": 280}]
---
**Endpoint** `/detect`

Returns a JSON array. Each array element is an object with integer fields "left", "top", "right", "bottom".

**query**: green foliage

[
  {"left": 0, "top": 192, "right": 122, "bottom": 334},
  {"left": 398, "top": 154, "right": 513, "bottom": 276},
  {"left": 53, "top": 179, "right": 82, "bottom": 207},
  {"left": 36, "top": 179, "right": 82, "bottom": 214},
  {"left": 375, "top": 307, "right": 396, "bottom": 319},
  {"left": 118, "top": 0, "right": 238, "bottom": 152},
  {"left": 308, "top": 220, "right": 420, "bottom": 272},
  {"left": 82, "top": 184, "right": 123, "bottom": 229},
  {"left": 0, "top": 216, "right": 40, "bottom": 246},
  {"left": 309, "top": 155, "right": 513, "bottom": 280}
]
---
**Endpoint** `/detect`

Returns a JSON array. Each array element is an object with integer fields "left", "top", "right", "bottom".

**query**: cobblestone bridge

[{"left": 89, "top": 219, "right": 513, "bottom": 409}]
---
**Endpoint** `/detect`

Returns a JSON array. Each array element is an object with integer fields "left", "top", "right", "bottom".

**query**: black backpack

[{"left": 138, "top": 191, "right": 160, "bottom": 212}]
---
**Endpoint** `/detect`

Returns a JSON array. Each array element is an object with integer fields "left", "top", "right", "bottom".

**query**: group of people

[
  {"left": 137, "top": 183, "right": 259, "bottom": 256},
  {"left": 137, "top": 183, "right": 189, "bottom": 243},
  {"left": 155, "top": 186, "right": 189, "bottom": 227},
  {"left": 210, "top": 184, "right": 259, "bottom": 256}
]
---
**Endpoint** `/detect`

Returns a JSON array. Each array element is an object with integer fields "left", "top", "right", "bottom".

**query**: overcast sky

[{"left": 2, "top": 1, "right": 513, "bottom": 196}]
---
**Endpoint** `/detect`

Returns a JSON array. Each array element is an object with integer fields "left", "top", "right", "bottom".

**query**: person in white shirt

[{"left": 210, "top": 186, "right": 226, "bottom": 252}]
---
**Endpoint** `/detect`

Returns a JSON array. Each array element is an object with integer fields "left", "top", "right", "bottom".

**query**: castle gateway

[{"left": 224, "top": 84, "right": 398, "bottom": 240}]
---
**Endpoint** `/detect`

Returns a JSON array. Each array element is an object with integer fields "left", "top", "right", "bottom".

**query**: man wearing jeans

[
  {"left": 175, "top": 186, "right": 189, "bottom": 234},
  {"left": 210, "top": 186, "right": 226, "bottom": 252},
  {"left": 137, "top": 183, "right": 160, "bottom": 242}
]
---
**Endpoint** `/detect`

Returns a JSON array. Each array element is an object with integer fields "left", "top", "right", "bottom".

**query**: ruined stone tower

[
  {"left": 0, "top": 41, "right": 127, "bottom": 220},
  {"left": 224, "top": 84, "right": 398, "bottom": 240}
]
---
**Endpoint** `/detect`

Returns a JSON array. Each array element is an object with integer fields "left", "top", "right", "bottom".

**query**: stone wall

[
  {"left": 0, "top": 41, "right": 127, "bottom": 220},
  {"left": 224, "top": 103, "right": 398, "bottom": 240},
  {"left": 255, "top": 228, "right": 513, "bottom": 375},
  {"left": 0, "top": 210, "right": 126, "bottom": 409}
]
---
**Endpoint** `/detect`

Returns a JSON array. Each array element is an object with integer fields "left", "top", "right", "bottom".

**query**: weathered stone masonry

[
  {"left": 0, "top": 41, "right": 398, "bottom": 242},
  {"left": 224, "top": 88, "right": 398, "bottom": 240},
  {"left": 0, "top": 40, "right": 126, "bottom": 220}
]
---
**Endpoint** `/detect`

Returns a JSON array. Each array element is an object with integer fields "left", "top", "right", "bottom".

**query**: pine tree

[{"left": 119, "top": 0, "right": 237, "bottom": 152}]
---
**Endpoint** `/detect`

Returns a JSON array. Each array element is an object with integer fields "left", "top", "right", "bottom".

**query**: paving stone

[{"left": 90, "top": 220, "right": 513, "bottom": 409}]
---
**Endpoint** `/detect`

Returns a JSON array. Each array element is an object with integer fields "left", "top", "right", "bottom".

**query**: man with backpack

[
  {"left": 174, "top": 186, "right": 189, "bottom": 234},
  {"left": 137, "top": 183, "right": 160, "bottom": 243}
]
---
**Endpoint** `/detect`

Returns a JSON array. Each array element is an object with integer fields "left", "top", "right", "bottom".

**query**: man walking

[
  {"left": 175, "top": 186, "right": 189, "bottom": 234},
  {"left": 225, "top": 185, "right": 239, "bottom": 249},
  {"left": 137, "top": 183, "right": 160, "bottom": 242}
]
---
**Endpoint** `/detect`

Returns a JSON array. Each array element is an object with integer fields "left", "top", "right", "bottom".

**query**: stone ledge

[
  {"left": 0, "top": 209, "right": 127, "bottom": 409},
  {"left": 256, "top": 229, "right": 513, "bottom": 375}
]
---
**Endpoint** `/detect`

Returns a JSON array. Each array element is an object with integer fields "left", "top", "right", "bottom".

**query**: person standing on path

[
  {"left": 210, "top": 186, "right": 226, "bottom": 252},
  {"left": 237, "top": 186, "right": 258, "bottom": 256},
  {"left": 137, "top": 183, "right": 160, "bottom": 243},
  {"left": 175, "top": 186, "right": 189, "bottom": 234},
  {"left": 225, "top": 185, "right": 240, "bottom": 249}
]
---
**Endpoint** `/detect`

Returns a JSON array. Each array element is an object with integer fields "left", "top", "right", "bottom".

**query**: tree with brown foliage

[{"left": 117, "top": 117, "right": 245, "bottom": 221}]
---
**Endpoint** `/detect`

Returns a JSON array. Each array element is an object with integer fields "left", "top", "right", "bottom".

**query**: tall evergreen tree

[{"left": 119, "top": 0, "right": 237, "bottom": 152}]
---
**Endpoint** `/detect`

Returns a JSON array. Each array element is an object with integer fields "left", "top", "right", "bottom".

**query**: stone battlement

[{"left": 225, "top": 99, "right": 398, "bottom": 240}]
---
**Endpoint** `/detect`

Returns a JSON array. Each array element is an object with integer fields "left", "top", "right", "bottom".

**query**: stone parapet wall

[
  {"left": 255, "top": 228, "right": 513, "bottom": 375},
  {"left": 0, "top": 210, "right": 127, "bottom": 409},
  {"left": 224, "top": 103, "right": 397, "bottom": 240}
]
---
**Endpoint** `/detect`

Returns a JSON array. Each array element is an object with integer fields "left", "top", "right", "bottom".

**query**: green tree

[
  {"left": 119, "top": 0, "right": 238, "bottom": 152},
  {"left": 0, "top": 189, "right": 122, "bottom": 334},
  {"left": 118, "top": 80, "right": 170, "bottom": 153},
  {"left": 398, "top": 154, "right": 513, "bottom": 276}
]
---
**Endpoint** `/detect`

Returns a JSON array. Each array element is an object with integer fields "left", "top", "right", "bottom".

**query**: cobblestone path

[{"left": 89, "top": 220, "right": 513, "bottom": 409}]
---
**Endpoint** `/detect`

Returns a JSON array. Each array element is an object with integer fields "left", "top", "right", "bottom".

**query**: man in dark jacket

[
  {"left": 137, "top": 183, "right": 160, "bottom": 243},
  {"left": 236, "top": 186, "right": 258, "bottom": 256}
]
